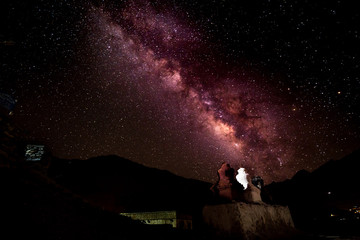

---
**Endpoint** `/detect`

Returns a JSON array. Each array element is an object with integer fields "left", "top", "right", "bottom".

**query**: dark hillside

[
  {"left": 263, "top": 149, "right": 360, "bottom": 236},
  {"left": 0, "top": 167, "right": 144, "bottom": 239},
  {"left": 0, "top": 166, "right": 215, "bottom": 240},
  {"left": 48, "top": 155, "right": 213, "bottom": 214}
]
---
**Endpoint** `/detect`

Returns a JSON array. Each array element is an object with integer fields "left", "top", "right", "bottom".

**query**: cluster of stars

[{"left": 1, "top": 0, "right": 359, "bottom": 183}]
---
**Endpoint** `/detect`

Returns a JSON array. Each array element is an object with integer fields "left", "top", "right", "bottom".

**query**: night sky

[{"left": 1, "top": 0, "right": 359, "bottom": 183}]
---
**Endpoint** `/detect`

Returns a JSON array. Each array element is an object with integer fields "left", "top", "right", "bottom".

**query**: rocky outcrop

[
  {"left": 242, "top": 176, "right": 262, "bottom": 203},
  {"left": 202, "top": 202, "right": 296, "bottom": 240},
  {"left": 210, "top": 163, "right": 244, "bottom": 201}
]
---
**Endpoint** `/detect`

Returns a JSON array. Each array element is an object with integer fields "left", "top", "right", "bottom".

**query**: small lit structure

[
  {"left": 25, "top": 144, "right": 45, "bottom": 161},
  {"left": 119, "top": 210, "right": 192, "bottom": 230}
]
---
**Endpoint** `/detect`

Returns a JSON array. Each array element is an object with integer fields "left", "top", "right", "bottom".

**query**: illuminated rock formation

[
  {"left": 210, "top": 163, "right": 244, "bottom": 201},
  {"left": 204, "top": 163, "right": 296, "bottom": 239}
]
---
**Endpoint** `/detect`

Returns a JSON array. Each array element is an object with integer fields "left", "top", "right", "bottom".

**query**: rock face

[
  {"left": 242, "top": 176, "right": 262, "bottom": 203},
  {"left": 210, "top": 163, "right": 244, "bottom": 201},
  {"left": 202, "top": 202, "right": 296, "bottom": 240},
  {"left": 211, "top": 163, "right": 263, "bottom": 203}
]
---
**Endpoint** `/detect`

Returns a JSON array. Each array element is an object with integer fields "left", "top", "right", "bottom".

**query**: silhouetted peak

[{"left": 291, "top": 169, "right": 310, "bottom": 182}]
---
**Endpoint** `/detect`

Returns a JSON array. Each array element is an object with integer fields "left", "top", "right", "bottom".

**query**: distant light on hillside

[{"left": 25, "top": 144, "right": 45, "bottom": 161}]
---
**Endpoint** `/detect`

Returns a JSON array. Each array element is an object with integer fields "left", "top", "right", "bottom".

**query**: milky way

[
  {"left": 82, "top": 2, "right": 297, "bottom": 181},
  {"left": 4, "top": 0, "right": 360, "bottom": 183}
]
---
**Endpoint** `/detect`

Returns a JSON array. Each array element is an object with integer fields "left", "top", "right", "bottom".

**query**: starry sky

[{"left": 1, "top": 0, "right": 359, "bottom": 183}]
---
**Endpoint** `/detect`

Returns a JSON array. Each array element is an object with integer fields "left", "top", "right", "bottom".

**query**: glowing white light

[{"left": 236, "top": 168, "right": 248, "bottom": 190}]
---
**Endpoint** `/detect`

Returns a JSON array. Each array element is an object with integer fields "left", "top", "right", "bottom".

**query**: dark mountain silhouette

[
  {"left": 47, "top": 155, "right": 213, "bottom": 216},
  {"left": 263, "top": 148, "right": 360, "bottom": 236},
  {"left": 0, "top": 167, "right": 144, "bottom": 240},
  {"left": 0, "top": 165, "right": 221, "bottom": 240}
]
